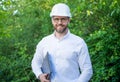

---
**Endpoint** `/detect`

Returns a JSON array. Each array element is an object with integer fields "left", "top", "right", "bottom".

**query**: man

[{"left": 31, "top": 3, "right": 93, "bottom": 82}]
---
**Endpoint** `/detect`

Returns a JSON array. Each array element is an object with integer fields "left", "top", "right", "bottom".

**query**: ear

[
  {"left": 51, "top": 18, "right": 54, "bottom": 24},
  {"left": 68, "top": 18, "right": 70, "bottom": 24}
]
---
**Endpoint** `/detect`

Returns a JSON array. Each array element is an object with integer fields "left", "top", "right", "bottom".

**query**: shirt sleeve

[
  {"left": 77, "top": 40, "right": 93, "bottom": 82},
  {"left": 31, "top": 40, "right": 44, "bottom": 78}
]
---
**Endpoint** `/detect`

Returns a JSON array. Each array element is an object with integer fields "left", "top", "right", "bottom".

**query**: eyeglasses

[{"left": 52, "top": 17, "right": 69, "bottom": 23}]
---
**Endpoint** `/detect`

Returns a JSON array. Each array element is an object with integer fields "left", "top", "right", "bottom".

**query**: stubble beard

[{"left": 54, "top": 25, "right": 67, "bottom": 33}]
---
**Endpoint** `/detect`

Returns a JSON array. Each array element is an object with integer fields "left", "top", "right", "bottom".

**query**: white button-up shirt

[{"left": 31, "top": 30, "right": 93, "bottom": 82}]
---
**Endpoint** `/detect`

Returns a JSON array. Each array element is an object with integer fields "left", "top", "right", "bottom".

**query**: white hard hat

[{"left": 50, "top": 3, "right": 72, "bottom": 17}]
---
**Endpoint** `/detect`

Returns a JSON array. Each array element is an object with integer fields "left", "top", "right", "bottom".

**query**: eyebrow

[{"left": 52, "top": 16, "right": 69, "bottom": 18}]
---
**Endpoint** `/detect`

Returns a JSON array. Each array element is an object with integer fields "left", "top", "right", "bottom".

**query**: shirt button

[
  {"left": 55, "top": 79, "right": 57, "bottom": 82},
  {"left": 55, "top": 62, "right": 58, "bottom": 65}
]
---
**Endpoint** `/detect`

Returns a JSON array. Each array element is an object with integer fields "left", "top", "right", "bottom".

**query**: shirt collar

[{"left": 52, "top": 29, "right": 70, "bottom": 41}]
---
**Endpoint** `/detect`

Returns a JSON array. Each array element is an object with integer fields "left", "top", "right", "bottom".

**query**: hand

[{"left": 38, "top": 74, "right": 50, "bottom": 82}]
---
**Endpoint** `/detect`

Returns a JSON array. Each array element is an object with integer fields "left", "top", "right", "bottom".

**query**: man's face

[{"left": 52, "top": 16, "right": 70, "bottom": 33}]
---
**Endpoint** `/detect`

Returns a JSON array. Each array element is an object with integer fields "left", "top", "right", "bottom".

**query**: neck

[{"left": 55, "top": 28, "right": 68, "bottom": 40}]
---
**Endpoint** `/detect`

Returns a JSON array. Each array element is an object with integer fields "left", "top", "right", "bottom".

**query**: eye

[
  {"left": 61, "top": 18, "right": 66, "bottom": 21},
  {"left": 54, "top": 18, "right": 59, "bottom": 21},
  {"left": 53, "top": 18, "right": 59, "bottom": 22},
  {"left": 61, "top": 18, "right": 68, "bottom": 22}
]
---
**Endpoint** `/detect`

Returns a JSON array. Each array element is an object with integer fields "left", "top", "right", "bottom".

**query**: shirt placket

[
  {"left": 52, "top": 39, "right": 62, "bottom": 82},
  {"left": 54, "top": 39, "right": 61, "bottom": 66}
]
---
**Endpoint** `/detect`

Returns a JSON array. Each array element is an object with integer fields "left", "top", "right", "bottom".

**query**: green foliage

[
  {"left": 87, "top": 27, "right": 120, "bottom": 82},
  {"left": 0, "top": 0, "right": 120, "bottom": 82}
]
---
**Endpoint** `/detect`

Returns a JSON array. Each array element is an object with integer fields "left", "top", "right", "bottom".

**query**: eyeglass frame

[{"left": 52, "top": 17, "right": 70, "bottom": 23}]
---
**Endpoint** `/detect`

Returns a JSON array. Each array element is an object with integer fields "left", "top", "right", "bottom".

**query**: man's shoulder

[
  {"left": 37, "top": 34, "right": 53, "bottom": 46},
  {"left": 42, "top": 34, "right": 53, "bottom": 40},
  {"left": 41, "top": 34, "right": 54, "bottom": 42},
  {"left": 70, "top": 33, "right": 84, "bottom": 42},
  {"left": 70, "top": 33, "right": 87, "bottom": 46}
]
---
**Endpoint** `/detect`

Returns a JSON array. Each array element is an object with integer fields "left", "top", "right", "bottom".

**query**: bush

[
  {"left": 0, "top": 0, "right": 120, "bottom": 82},
  {"left": 87, "top": 27, "right": 120, "bottom": 82}
]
